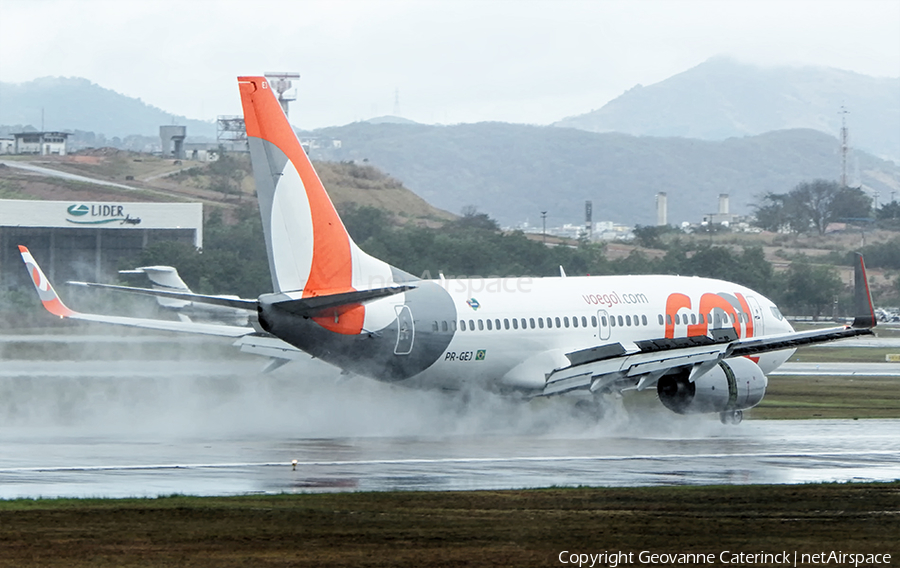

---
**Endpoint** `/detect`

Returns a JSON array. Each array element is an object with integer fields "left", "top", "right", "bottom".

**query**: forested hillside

[
  {"left": 0, "top": 77, "right": 216, "bottom": 139},
  {"left": 308, "top": 123, "right": 900, "bottom": 228}
]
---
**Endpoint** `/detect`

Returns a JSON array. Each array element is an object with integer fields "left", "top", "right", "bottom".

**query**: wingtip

[
  {"left": 18, "top": 247, "right": 76, "bottom": 318},
  {"left": 851, "top": 252, "right": 877, "bottom": 329}
]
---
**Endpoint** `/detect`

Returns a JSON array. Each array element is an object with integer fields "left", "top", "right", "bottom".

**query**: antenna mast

[{"left": 264, "top": 72, "right": 300, "bottom": 118}]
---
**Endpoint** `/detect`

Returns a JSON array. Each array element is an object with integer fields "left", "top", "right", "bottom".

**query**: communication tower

[
  {"left": 217, "top": 116, "right": 247, "bottom": 150},
  {"left": 584, "top": 200, "right": 593, "bottom": 240},
  {"left": 839, "top": 105, "right": 850, "bottom": 188},
  {"left": 264, "top": 72, "right": 300, "bottom": 118}
]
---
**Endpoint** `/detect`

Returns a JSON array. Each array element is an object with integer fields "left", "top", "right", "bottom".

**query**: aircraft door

[
  {"left": 746, "top": 296, "right": 765, "bottom": 336},
  {"left": 597, "top": 310, "right": 611, "bottom": 340},
  {"left": 394, "top": 305, "right": 414, "bottom": 355}
]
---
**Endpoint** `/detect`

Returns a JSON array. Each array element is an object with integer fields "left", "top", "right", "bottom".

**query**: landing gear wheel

[{"left": 719, "top": 410, "right": 743, "bottom": 425}]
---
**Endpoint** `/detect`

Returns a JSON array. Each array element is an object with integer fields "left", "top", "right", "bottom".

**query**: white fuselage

[{"left": 400, "top": 274, "right": 795, "bottom": 390}]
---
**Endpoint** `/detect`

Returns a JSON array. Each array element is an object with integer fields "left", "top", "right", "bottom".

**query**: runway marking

[{"left": 2, "top": 450, "right": 898, "bottom": 474}]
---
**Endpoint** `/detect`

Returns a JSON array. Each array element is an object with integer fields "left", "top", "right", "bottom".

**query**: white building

[
  {"left": 12, "top": 132, "right": 70, "bottom": 155},
  {"left": 0, "top": 199, "right": 202, "bottom": 288}
]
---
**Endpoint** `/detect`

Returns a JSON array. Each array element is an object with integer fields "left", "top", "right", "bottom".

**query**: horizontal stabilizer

[
  {"left": 67, "top": 281, "right": 258, "bottom": 311},
  {"left": 263, "top": 285, "right": 417, "bottom": 317}
]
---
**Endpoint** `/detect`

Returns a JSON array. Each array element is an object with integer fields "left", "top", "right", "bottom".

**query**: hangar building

[{"left": 0, "top": 199, "right": 202, "bottom": 290}]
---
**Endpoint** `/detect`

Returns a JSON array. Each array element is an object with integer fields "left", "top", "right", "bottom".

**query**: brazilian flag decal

[{"left": 475, "top": 350, "right": 486, "bottom": 361}]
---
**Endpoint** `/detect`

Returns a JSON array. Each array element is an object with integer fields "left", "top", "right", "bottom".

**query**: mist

[{"left": 0, "top": 332, "right": 718, "bottom": 443}]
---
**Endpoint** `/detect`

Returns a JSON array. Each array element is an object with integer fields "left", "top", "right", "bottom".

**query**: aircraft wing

[
  {"left": 18, "top": 246, "right": 251, "bottom": 338},
  {"left": 542, "top": 253, "right": 877, "bottom": 396},
  {"left": 66, "top": 281, "right": 257, "bottom": 311},
  {"left": 542, "top": 324, "right": 874, "bottom": 396}
]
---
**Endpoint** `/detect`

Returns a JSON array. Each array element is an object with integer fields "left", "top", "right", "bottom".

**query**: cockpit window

[{"left": 770, "top": 306, "right": 784, "bottom": 321}]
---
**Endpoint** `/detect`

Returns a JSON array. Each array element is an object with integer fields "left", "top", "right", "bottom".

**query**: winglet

[
  {"left": 18, "top": 246, "right": 76, "bottom": 318},
  {"left": 851, "top": 252, "right": 876, "bottom": 329}
]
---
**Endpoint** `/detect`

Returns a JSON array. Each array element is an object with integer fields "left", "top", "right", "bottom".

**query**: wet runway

[
  {"left": 1, "top": 342, "right": 899, "bottom": 499},
  {"left": 2, "top": 420, "right": 899, "bottom": 499},
  {"left": 773, "top": 362, "right": 900, "bottom": 376}
]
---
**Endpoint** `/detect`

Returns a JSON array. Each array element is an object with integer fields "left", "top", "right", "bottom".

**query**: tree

[
  {"left": 632, "top": 224, "right": 680, "bottom": 249},
  {"left": 447, "top": 206, "right": 500, "bottom": 232},
  {"left": 753, "top": 191, "right": 808, "bottom": 233},
  {"left": 780, "top": 259, "right": 842, "bottom": 318},
  {"left": 877, "top": 200, "right": 900, "bottom": 221},
  {"left": 753, "top": 180, "right": 871, "bottom": 235},
  {"left": 208, "top": 146, "right": 247, "bottom": 200},
  {"left": 830, "top": 186, "right": 872, "bottom": 223}
]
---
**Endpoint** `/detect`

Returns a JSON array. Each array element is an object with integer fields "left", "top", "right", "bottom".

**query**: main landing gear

[{"left": 719, "top": 409, "right": 743, "bottom": 425}]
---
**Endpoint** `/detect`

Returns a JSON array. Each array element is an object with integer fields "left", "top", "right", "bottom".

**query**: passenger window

[
  {"left": 470, "top": 319, "right": 475, "bottom": 330},
  {"left": 530, "top": 318, "right": 536, "bottom": 329},
  {"left": 641, "top": 315, "right": 647, "bottom": 326},
  {"left": 504, "top": 318, "right": 510, "bottom": 330},
  {"left": 495, "top": 319, "right": 501, "bottom": 330},
  {"left": 432, "top": 321, "right": 439, "bottom": 332},
  {"left": 667, "top": 314, "right": 673, "bottom": 325},
  {"left": 487, "top": 319, "right": 493, "bottom": 330},
  {"left": 674, "top": 314, "right": 680, "bottom": 325},
  {"left": 690, "top": 314, "right": 696, "bottom": 325},
  {"left": 521, "top": 318, "right": 527, "bottom": 329},
  {"left": 441, "top": 321, "right": 448, "bottom": 332},
  {"left": 591, "top": 316, "right": 597, "bottom": 327},
  {"left": 625, "top": 315, "right": 632, "bottom": 326},
  {"left": 478, "top": 319, "right": 484, "bottom": 331},
  {"left": 617, "top": 315, "right": 624, "bottom": 327},
  {"left": 451, "top": 321, "right": 457, "bottom": 331},
  {"left": 658, "top": 314, "right": 664, "bottom": 325},
  {"left": 610, "top": 316, "right": 616, "bottom": 327},
  {"left": 460, "top": 320, "right": 467, "bottom": 331},
  {"left": 572, "top": 317, "right": 578, "bottom": 328},
  {"left": 555, "top": 317, "right": 561, "bottom": 328},
  {"left": 699, "top": 313, "right": 704, "bottom": 324},
  {"left": 564, "top": 317, "right": 570, "bottom": 328},
  {"left": 512, "top": 318, "right": 518, "bottom": 330},
  {"left": 602, "top": 316, "right": 608, "bottom": 326},
  {"left": 582, "top": 316, "right": 588, "bottom": 327},
  {"left": 546, "top": 317, "right": 552, "bottom": 328},
  {"left": 538, "top": 318, "right": 544, "bottom": 329}
]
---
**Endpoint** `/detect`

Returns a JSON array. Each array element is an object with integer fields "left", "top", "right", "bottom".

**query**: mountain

[
  {"left": 554, "top": 57, "right": 900, "bottom": 163},
  {"left": 0, "top": 77, "right": 216, "bottom": 139},
  {"left": 307, "top": 121, "right": 900, "bottom": 227},
  {"left": 365, "top": 115, "right": 419, "bottom": 125}
]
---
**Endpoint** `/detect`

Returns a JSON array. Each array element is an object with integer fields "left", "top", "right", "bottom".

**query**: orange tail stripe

[{"left": 238, "top": 76, "right": 354, "bottom": 299}]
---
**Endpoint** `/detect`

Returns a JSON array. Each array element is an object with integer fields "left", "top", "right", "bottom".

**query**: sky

[{"left": 1, "top": 0, "right": 898, "bottom": 130}]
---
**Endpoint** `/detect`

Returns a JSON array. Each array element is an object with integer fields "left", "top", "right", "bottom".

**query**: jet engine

[{"left": 656, "top": 357, "right": 767, "bottom": 420}]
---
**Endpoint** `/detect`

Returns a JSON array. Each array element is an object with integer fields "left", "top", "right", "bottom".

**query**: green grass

[
  {"left": 0, "top": 484, "right": 897, "bottom": 567},
  {"left": 792, "top": 346, "right": 900, "bottom": 362},
  {"left": 750, "top": 375, "right": 900, "bottom": 419}
]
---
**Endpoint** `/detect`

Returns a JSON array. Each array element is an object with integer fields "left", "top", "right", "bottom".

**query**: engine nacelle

[{"left": 657, "top": 358, "right": 768, "bottom": 415}]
